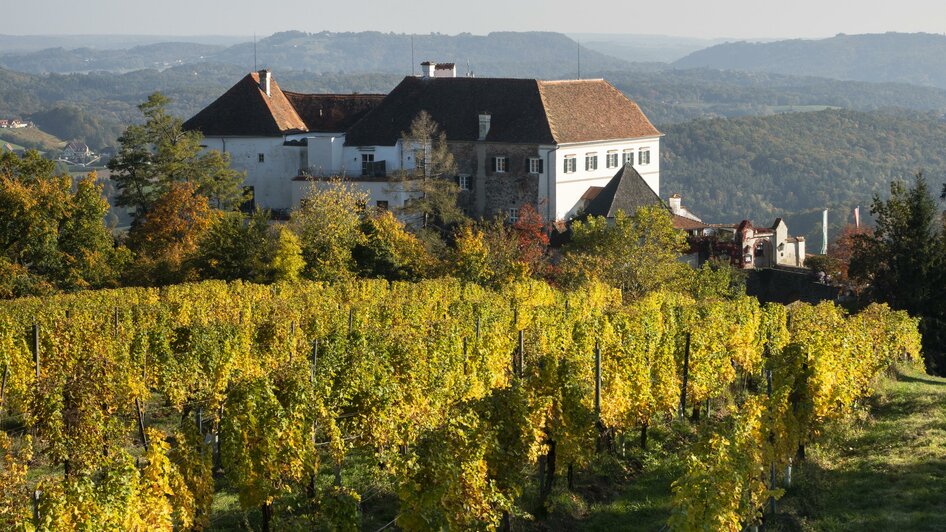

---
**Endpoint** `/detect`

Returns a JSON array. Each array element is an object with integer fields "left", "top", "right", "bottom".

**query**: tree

[
  {"left": 125, "top": 181, "right": 218, "bottom": 286},
  {"left": 0, "top": 151, "right": 128, "bottom": 297},
  {"left": 560, "top": 205, "right": 692, "bottom": 299},
  {"left": 511, "top": 204, "right": 550, "bottom": 278},
  {"left": 849, "top": 173, "right": 946, "bottom": 371},
  {"left": 397, "top": 111, "right": 466, "bottom": 240},
  {"left": 353, "top": 209, "right": 436, "bottom": 281},
  {"left": 849, "top": 173, "right": 943, "bottom": 317},
  {"left": 191, "top": 210, "right": 273, "bottom": 283},
  {"left": 108, "top": 93, "right": 243, "bottom": 222},
  {"left": 291, "top": 179, "right": 368, "bottom": 282},
  {"left": 271, "top": 227, "right": 305, "bottom": 282}
]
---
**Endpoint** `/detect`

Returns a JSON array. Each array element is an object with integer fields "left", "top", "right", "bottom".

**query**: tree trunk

[
  {"left": 261, "top": 502, "right": 272, "bottom": 532},
  {"left": 567, "top": 463, "right": 574, "bottom": 491},
  {"left": 640, "top": 422, "right": 648, "bottom": 450}
]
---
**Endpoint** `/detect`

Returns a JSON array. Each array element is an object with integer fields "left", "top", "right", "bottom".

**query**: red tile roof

[
  {"left": 183, "top": 72, "right": 383, "bottom": 137},
  {"left": 346, "top": 76, "right": 659, "bottom": 146},
  {"left": 672, "top": 214, "right": 709, "bottom": 231},
  {"left": 283, "top": 92, "right": 385, "bottom": 133},
  {"left": 537, "top": 80, "right": 661, "bottom": 143},
  {"left": 183, "top": 72, "right": 307, "bottom": 136}
]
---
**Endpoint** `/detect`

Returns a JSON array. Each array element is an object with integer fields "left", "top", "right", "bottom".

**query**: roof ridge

[
  {"left": 535, "top": 80, "right": 561, "bottom": 144},
  {"left": 250, "top": 72, "right": 307, "bottom": 133},
  {"left": 538, "top": 78, "right": 606, "bottom": 84}
]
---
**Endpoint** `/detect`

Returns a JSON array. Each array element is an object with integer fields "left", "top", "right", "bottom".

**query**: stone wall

[{"left": 448, "top": 141, "right": 541, "bottom": 219}]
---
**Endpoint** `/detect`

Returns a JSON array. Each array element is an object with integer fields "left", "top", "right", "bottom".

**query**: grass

[
  {"left": 0, "top": 126, "right": 65, "bottom": 152},
  {"left": 774, "top": 364, "right": 946, "bottom": 531}
]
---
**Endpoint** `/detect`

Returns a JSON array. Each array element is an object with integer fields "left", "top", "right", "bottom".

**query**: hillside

[
  {"left": 0, "top": 31, "right": 627, "bottom": 78},
  {"left": 610, "top": 68, "right": 946, "bottom": 125},
  {"left": 674, "top": 32, "right": 946, "bottom": 89},
  {"left": 775, "top": 364, "right": 946, "bottom": 530},
  {"left": 0, "top": 125, "right": 65, "bottom": 152},
  {"left": 662, "top": 109, "right": 946, "bottom": 249}
]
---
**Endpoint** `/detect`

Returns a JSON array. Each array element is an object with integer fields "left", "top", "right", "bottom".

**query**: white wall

[
  {"left": 291, "top": 178, "right": 422, "bottom": 212},
  {"left": 341, "top": 143, "right": 404, "bottom": 177},
  {"left": 202, "top": 136, "right": 305, "bottom": 211},
  {"left": 549, "top": 136, "right": 660, "bottom": 220}
]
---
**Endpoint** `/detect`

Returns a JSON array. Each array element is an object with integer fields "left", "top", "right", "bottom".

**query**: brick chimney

[{"left": 258, "top": 69, "right": 271, "bottom": 97}]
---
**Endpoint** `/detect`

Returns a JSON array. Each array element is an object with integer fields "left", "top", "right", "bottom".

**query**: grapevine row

[{"left": 0, "top": 279, "right": 921, "bottom": 530}]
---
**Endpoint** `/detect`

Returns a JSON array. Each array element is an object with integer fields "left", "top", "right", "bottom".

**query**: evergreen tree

[
  {"left": 850, "top": 173, "right": 944, "bottom": 316},
  {"left": 108, "top": 93, "right": 243, "bottom": 223},
  {"left": 850, "top": 173, "right": 946, "bottom": 371}
]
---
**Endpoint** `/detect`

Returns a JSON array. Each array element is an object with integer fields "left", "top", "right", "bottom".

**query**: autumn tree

[
  {"left": 353, "top": 209, "right": 436, "bottom": 281},
  {"left": 0, "top": 151, "right": 129, "bottom": 297},
  {"left": 451, "top": 213, "right": 547, "bottom": 287},
  {"left": 192, "top": 210, "right": 272, "bottom": 283},
  {"left": 125, "top": 181, "right": 218, "bottom": 285},
  {"left": 826, "top": 223, "right": 873, "bottom": 288},
  {"left": 108, "top": 92, "right": 243, "bottom": 222},
  {"left": 560, "top": 204, "right": 691, "bottom": 299},
  {"left": 397, "top": 111, "right": 466, "bottom": 240},
  {"left": 291, "top": 179, "right": 368, "bottom": 282}
]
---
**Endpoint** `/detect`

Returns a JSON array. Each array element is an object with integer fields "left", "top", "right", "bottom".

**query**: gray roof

[{"left": 583, "top": 163, "right": 664, "bottom": 218}]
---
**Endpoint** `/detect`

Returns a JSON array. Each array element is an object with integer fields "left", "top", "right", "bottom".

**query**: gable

[{"left": 182, "top": 72, "right": 307, "bottom": 137}]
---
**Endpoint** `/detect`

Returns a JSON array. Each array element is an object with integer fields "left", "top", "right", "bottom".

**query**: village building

[
  {"left": 62, "top": 141, "right": 93, "bottom": 163},
  {"left": 183, "top": 67, "right": 661, "bottom": 221}
]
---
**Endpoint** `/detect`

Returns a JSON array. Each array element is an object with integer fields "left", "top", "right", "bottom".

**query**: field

[{"left": 0, "top": 125, "right": 65, "bottom": 152}]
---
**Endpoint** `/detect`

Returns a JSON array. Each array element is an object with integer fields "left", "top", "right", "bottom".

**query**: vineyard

[{"left": 0, "top": 279, "right": 923, "bottom": 531}]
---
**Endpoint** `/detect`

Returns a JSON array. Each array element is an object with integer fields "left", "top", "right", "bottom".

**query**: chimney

[
  {"left": 258, "top": 69, "right": 271, "bottom": 97},
  {"left": 434, "top": 63, "right": 457, "bottom": 78},
  {"left": 478, "top": 113, "right": 491, "bottom": 141},
  {"left": 669, "top": 194, "right": 682, "bottom": 214},
  {"left": 420, "top": 61, "right": 436, "bottom": 78}
]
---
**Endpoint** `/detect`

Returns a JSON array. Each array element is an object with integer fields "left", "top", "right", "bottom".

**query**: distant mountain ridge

[
  {"left": 674, "top": 32, "right": 946, "bottom": 89},
  {"left": 0, "top": 30, "right": 628, "bottom": 78}
]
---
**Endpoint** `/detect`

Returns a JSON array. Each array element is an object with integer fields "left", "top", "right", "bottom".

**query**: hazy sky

[{"left": 6, "top": 0, "right": 946, "bottom": 40}]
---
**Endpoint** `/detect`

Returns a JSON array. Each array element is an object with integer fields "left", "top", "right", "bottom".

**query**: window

[
  {"left": 257, "top": 153, "right": 265, "bottom": 163},
  {"left": 458, "top": 175, "right": 471, "bottom": 191},
  {"left": 376, "top": 200, "right": 389, "bottom": 210},
  {"left": 606, "top": 151, "right": 619, "bottom": 169},
  {"left": 623, "top": 149, "right": 634, "bottom": 166},
  {"left": 638, "top": 148, "right": 651, "bottom": 165},
  {"left": 361, "top": 153, "right": 374, "bottom": 176},
  {"left": 528, "top": 157, "right": 544, "bottom": 174},
  {"left": 564, "top": 156, "right": 577, "bottom": 173},
  {"left": 508, "top": 208, "right": 519, "bottom": 223},
  {"left": 492, "top": 156, "right": 507, "bottom": 173},
  {"left": 585, "top": 153, "right": 598, "bottom": 171}
]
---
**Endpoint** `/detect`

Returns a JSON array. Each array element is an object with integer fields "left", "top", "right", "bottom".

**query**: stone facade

[{"left": 450, "top": 142, "right": 543, "bottom": 220}]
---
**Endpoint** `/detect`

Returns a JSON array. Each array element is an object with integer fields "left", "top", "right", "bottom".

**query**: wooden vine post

[{"left": 679, "top": 332, "right": 691, "bottom": 419}]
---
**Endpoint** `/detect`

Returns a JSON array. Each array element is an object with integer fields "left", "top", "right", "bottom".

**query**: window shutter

[
  {"left": 538, "top": 159, "right": 544, "bottom": 174},
  {"left": 525, "top": 158, "right": 530, "bottom": 172},
  {"left": 490, "top": 157, "right": 496, "bottom": 173}
]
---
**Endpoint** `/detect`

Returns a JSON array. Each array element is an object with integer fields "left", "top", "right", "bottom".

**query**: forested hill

[
  {"left": 0, "top": 31, "right": 627, "bottom": 78},
  {"left": 674, "top": 32, "right": 946, "bottom": 89},
  {"left": 662, "top": 109, "right": 946, "bottom": 248}
]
